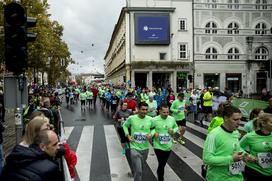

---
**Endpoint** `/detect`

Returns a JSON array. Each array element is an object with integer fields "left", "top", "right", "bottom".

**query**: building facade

[
  {"left": 105, "top": 0, "right": 272, "bottom": 95},
  {"left": 194, "top": 0, "right": 272, "bottom": 95},
  {"left": 104, "top": 0, "right": 193, "bottom": 92}
]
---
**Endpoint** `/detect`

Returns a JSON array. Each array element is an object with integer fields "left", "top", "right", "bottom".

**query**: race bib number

[
  {"left": 133, "top": 132, "right": 146, "bottom": 143},
  {"left": 179, "top": 106, "right": 185, "bottom": 111},
  {"left": 112, "top": 100, "right": 117, "bottom": 104},
  {"left": 257, "top": 152, "right": 272, "bottom": 169},
  {"left": 159, "top": 133, "right": 171, "bottom": 144},
  {"left": 229, "top": 161, "right": 245, "bottom": 175}
]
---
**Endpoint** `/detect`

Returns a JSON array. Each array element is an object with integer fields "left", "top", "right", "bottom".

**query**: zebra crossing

[{"left": 64, "top": 121, "right": 208, "bottom": 181}]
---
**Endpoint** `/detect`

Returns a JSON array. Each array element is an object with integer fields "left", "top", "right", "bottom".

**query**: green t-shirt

[
  {"left": 208, "top": 116, "right": 224, "bottom": 134},
  {"left": 151, "top": 115, "right": 178, "bottom": 151},
  {"left": 203, "top": 91, "right": 213, "bottom": 107},
  {"left": 86, "top": 91, "right": 93, "bottom": 99},
  {"left": 203, "top": 126, "right": 244, "bottom": 181},
  {"left": 146, "top": 100, "right": 157, "bottom": 117},
  {"left": 170, "top": 99, "right": 186, "bottom": 121},
  {"left": 243, "top": 120, "right": 254, "bottom": 133},
  {"left": 240, "top": 131, "right": 272, "bottom": 176},
  {"left": 123, "top": 115, "right": 154, "bottom": 151},
  {"left": 79, "top": 92, "right": 87, "bottom": 100}
]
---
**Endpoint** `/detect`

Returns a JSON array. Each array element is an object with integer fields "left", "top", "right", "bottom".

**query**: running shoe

[{"left": 178, "top": 138, "right": 185, "bottom": 145}]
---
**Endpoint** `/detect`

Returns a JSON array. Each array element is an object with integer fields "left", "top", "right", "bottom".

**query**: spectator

[
  {"left": 20, "top": 116, "right": 51, "bottom": 147},
  {"left": 263, "top": 97, "right": 272, "bottom": 113},
  {"left": 1, "top": 130, "right": 62, "bottom": 181}
]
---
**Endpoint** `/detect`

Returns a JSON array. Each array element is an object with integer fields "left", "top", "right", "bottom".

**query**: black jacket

[{"left": 0, "top": 144, "right": 62, "bottom": 181}]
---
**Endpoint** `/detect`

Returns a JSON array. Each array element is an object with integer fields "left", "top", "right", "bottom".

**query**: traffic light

[{"left": 4, "top": 2, "right": 37, "bottom": 74}]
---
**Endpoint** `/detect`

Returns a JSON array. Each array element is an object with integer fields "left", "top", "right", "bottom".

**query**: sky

[{"left": 47, "top": 0, "right": 126, "bottom": 75}]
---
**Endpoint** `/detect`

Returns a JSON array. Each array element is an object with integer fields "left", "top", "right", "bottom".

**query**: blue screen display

[{"left": 135, "top": 13, "right": 170, "bottom": 45}]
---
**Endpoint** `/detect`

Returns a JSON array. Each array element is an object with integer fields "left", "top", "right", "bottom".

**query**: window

[
  {"left": 228, "top": 0, "right": 239, "bottom": 9},
  {"left": 179, "top": 19, "right": 187, "bottom": 31},
  {"left": 205, "top": 47, "right": 217, "bottom": 60},
  {"left": 205, "top": 22, "right": 217, "bottom": 34},
  {"left": 228, "top": 22, "right": 239, "bottom": 34},
  {"left": 206, "top": 0, "right": 217, "bottom": 8},
  {"left": 160, "top": 53, "right": 167, "bottom": 60},
  {"left": 178, "top": 43, "right": 187, "bottom": 59},
  {"left": 255, "top": 23, "right": 267, "bottom": 35},
  {"left": 228, "top": 48, "right": 240, "bottom": 60},
  {"left": 255, "top": 47, "right": 268, "bottom": 60},
  {"left": 256, "top": 0, "right": 267, "bottom": 10}
]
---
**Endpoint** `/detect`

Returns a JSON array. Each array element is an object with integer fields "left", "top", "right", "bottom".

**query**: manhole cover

[{"left": 111, "top": 173, "right": 118, "bottom": 178}]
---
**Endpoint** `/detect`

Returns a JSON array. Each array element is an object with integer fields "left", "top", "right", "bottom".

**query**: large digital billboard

[{"left": 134, "top": 13, "right": 170, "bottom": 45}]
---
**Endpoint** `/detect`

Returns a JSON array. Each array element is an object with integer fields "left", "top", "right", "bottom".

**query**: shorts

[
  {"left": 176, "top": 119, "right": 186, "bottom": 127},
  {"left": 81, "top": 100, "right": 86, "bottom": 105},
  {"left": 202, "top": 106, "right": 212, "bottom": 114}
]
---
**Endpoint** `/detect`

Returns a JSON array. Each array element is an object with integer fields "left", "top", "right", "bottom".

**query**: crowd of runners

[{"left": 62, "top": 83, "right": 271, "bottom": 181}]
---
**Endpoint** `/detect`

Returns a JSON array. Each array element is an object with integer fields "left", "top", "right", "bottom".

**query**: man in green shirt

[
  {"left": 123, "top": 102, "right": 153, "bottom": 181},
  {"left": 170, "top": 93, "right": 187, "bottom": 144},
  {"left": 152, "top": 104, "right": 178, "bottom": 181},
  {"left": 203, "top": 106, "right": 254, "bottom": 181}
]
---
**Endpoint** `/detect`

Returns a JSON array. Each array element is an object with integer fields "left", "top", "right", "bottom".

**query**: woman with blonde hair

[
  {"left": 20, "top": 116, "right": 51, "bottom": 147},
  {"left": 240, "top": 113, "right": 272, "bottom": 180}
]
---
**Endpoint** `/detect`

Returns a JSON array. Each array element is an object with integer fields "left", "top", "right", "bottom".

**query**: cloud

[{"left": 47, "top": 0, "right": 125, "bottom": 74}]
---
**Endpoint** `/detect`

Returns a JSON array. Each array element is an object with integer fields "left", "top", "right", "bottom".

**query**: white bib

[
  {"left": 133, "top": 132, "right": 146, "bottom": 143},
  {"left": 257, "top": 152, "right": 272, "bottom": 169},
  {"left": 158, "top": 133, "right": 171, "bottom": 144},
  {"left": 229, "top": 160, "right": 245, "bottom": 175}
]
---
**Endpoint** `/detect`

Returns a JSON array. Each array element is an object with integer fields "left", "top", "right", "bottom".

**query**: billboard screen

[{"left": 134, "top": 13, "right": 170, "bottom": 45}]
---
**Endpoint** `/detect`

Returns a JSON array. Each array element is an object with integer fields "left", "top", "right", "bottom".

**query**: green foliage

[{"left": 0, "top": 0, "right": 73, "bottom": 86}]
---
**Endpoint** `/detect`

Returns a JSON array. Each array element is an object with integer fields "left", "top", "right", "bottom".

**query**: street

[{"left": 61, "top": 101, "right": 205, "bottom": 181}]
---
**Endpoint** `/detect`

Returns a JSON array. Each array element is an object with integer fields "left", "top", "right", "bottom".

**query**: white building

[
  {"left": 193, "top": 0, "right": 272, "bottom": 95},
  {"left": 104, "top": 0, "right": 193, "bottom": 92},
  {"left": 105, "top": 0, "right": 272, "bottom": 95}
]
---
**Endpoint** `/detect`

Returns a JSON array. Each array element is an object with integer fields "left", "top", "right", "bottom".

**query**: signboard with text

[{"left": 134, "top": 13, "right": 170, "bottom": 45}]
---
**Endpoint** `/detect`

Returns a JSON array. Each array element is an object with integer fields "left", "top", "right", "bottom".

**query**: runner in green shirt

[
  {"left": 207, "top": 102, "right": 228, "bottom": 133},
  {"left": 152, "top": 104, "right": 178, "bottom": 181},
  {"left": 240, "top": 113, "right": 272, "bottom": 181},
  {"left": 79, "top": 90, "right": 87, "bottom": 110},
  {"left": 203, "top": 106, "right": 254, "bottom": 181},
  {"left": 86, "top": 90, "right": 93, "bottom": 109},
  {"left": 123, "top": 102, "right": 154, "bottom": 181},
  {"left": 170, "top": 93, "right": 187, "bottom": 144}
]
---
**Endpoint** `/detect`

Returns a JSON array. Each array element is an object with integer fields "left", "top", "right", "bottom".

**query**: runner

[
  {"left": 86, "top": 89, "right": 94, "bottom": 110},
  {"left": 240, "top": 113, "right": 272, "bottom": 181},
  {"left": 79, "top": 89, "right": 87, "bottom": 110},
  {"left": 203, "top": 105, "right": 254, "bottom": 181},
  {"left": 122, "top": 102, "right": 154, "bottom": 181},
  {"left": 170, "top": 93, "right": 187, "bottom": 144},
  {"left": 114, "top": 102, "right": 133, "bottom": 176},
  {"left": 152, "top": 104, "right": 178, "bottom": 181}
]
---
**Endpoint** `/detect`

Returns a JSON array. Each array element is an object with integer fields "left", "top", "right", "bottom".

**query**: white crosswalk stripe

[
  {"left": 104, "top": 125, "right": 133, "bottom": 181},
  {"left": 65, "top": 122, "right": 207, "bottom": 181},
  {"left": 75, "top": 126, "right": 94, "bottom": 181}
]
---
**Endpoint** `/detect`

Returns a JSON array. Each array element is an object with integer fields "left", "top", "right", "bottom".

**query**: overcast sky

[{"left": 47, "top": 0, "right": 126, "bottom": 75}]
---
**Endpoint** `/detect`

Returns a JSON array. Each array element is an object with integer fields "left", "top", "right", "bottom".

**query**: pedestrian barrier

[{"left": 58, "top": 109, "right": 73, "bottom": 181}]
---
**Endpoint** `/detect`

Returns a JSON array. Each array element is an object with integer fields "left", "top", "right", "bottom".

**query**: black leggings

[
  {"left": 154, "top": 149, "right": 171, "bottom": 181},
  {"left": 244, "top": 165, "right": 272, "bottom": 181}
]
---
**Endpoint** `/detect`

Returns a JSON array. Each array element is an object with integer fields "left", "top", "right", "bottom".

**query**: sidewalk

[{"left": 2, "top": 109, "right": 16, "bottom": 158}]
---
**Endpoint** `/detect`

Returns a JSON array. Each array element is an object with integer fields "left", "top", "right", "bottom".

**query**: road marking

[
  {"left": 184, "top": 131, "right": 204, "bottom": 148},
  {"left": 172, "top": 143, "right": 203, "bottom": 178},
  {"left": 64, "top": 126, "right": 74, "bottom": 139},
  {"left": 147, "top": 146, "right": 181, "bottom": 181},
  {"left": 187, "top": 122, "right": 208, "bottom": 135},
  {"left": 104, "top": 125, "right": 133, "bottom": 181},
  {"left": 76, "top": 126, "right": 94, "bottom": 181}
]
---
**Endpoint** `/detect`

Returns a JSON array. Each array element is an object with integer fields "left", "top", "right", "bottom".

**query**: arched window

[
  {"left": 228, "top": 48, "right": 240, "bottom": 60},
  {"left": 255, "top": 47, "right": 268, "bottom": 60},
  {"left": 205, "top": 22, "right": 217, "bottom": 34},
  {"left": 255, "top": 23, "right": 267, "bottom": 35},
  {"left": 228, "top": 22, "right": 239, "bottom": 34},
  {"left": 256, "top": 0, "right": 267, "bottom": 10},
  {"left": 206, "top": 0, "right": 217, "bottom": 8},
  {"left": 206, "top": 47, "right": 218, "bottom": 59},
  {"left": 228, "top": 0, "right": 239, "bottom": 9}
]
